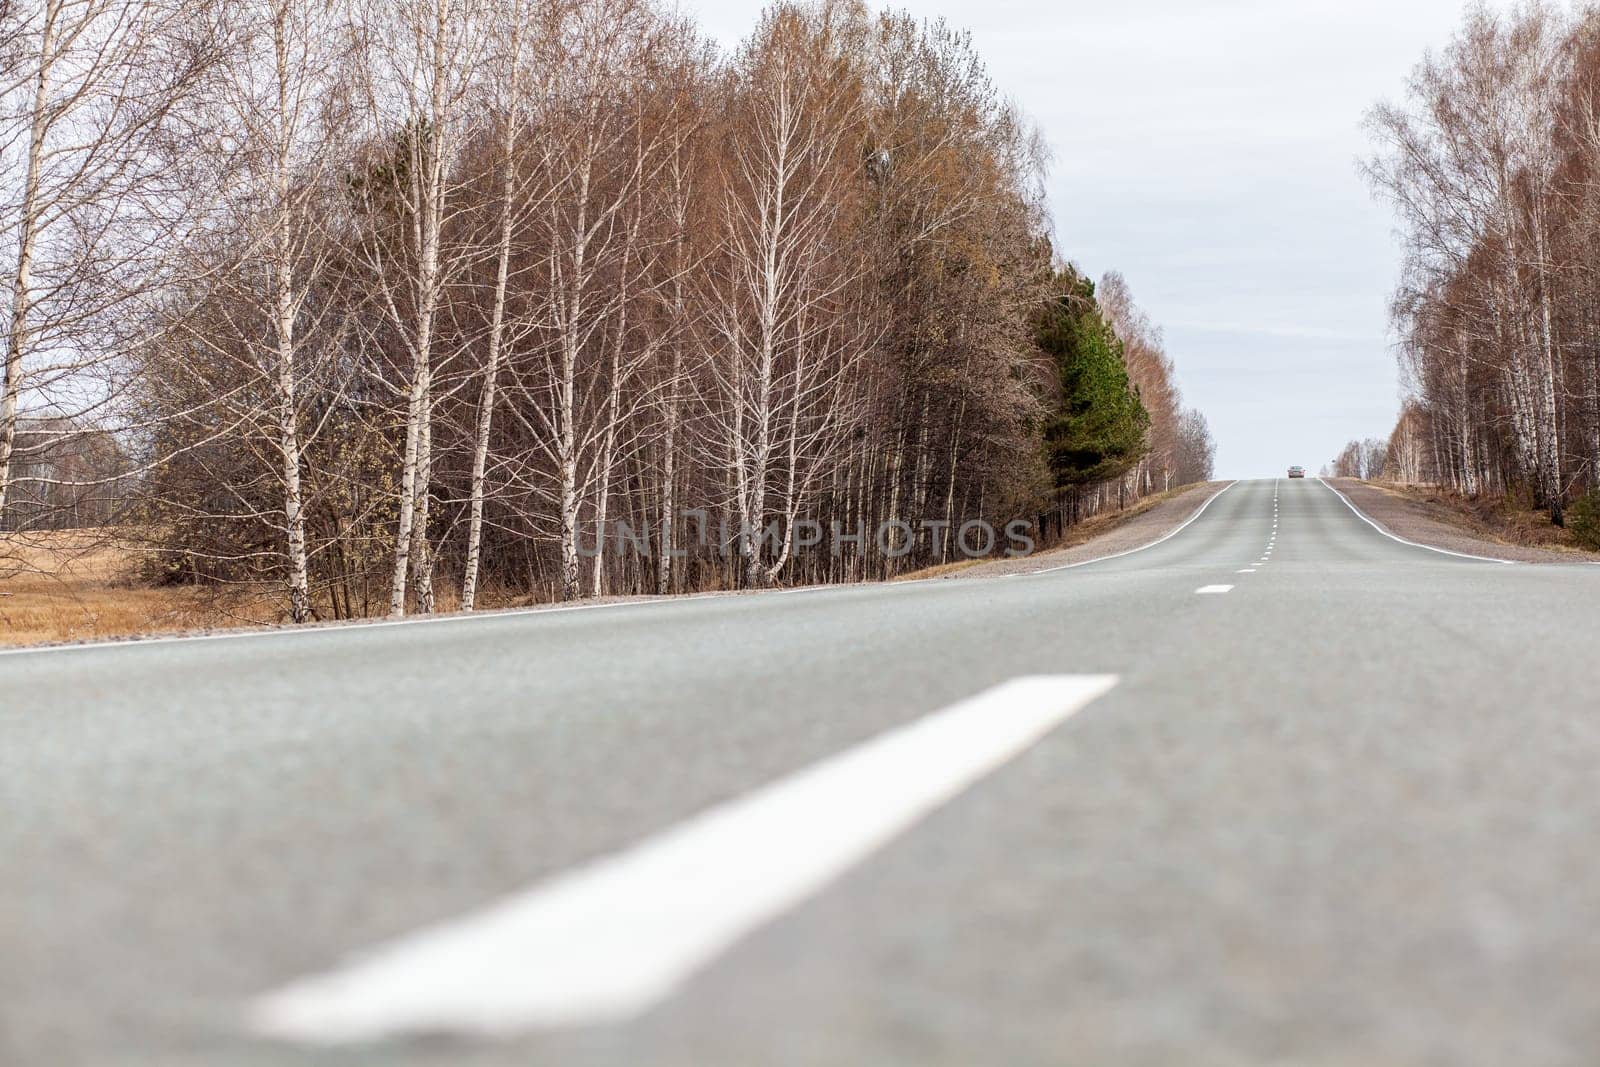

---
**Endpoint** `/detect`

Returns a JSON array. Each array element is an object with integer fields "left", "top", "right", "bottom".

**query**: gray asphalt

[{"left": 6, "top": 477, "right": 1600, "bottom": 1066}]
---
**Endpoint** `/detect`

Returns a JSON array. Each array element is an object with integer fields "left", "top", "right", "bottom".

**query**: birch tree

[
  {"left": 1367, "top": 2, "right": 1574, "bottom": 521},
  {"left": 706, "top": 1, "right": 871, "bottom": 587},
  {"left": 349, "top": 0, "right": 485, "bottom": 615},
  {"left": 459, "top": 0, "right": 539, "bottom": 611},
  {"left": 506, "top": 0, "right": 666, "bottom": 601},
  {"left": 161, "top": 0, "right": 355, "bottom": 623},
  {"left": 0, "top": 0, "right": 203, "bottom": 527},
  {"left": 80, "top": 0, "right": 1218, "bottom": 617}
]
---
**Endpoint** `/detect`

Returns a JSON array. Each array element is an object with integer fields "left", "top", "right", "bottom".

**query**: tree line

[
  {"left": 1327, "top": 437, "right": 1389, "bottom": 482},
  {"left": 1, "top": 0, "right": 1213, "bottom": 621},
  {"left": 1364, "top": 0, "right": 1600, "bottom": 522}
]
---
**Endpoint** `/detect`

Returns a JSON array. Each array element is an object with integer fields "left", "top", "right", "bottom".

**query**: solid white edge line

[
  {"left": 1315, "top": 478, "right": 1516, "bottom": 565},
  {"left": 247, "top": 674, "right": 1120, "bottom": 1044},
  {"left": 1027, "top": 480, "right": 1239, "bottom": 576}
]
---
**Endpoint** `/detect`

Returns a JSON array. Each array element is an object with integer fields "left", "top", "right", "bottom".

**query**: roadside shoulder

[
  {"left": 932, "top": 480, "right": 1233, "bottom": 581},
  {"left": 1327, "top": 478, "right": 1600, "bottom": 565}
]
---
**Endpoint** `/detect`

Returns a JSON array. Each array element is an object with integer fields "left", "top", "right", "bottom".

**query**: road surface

[{"left": 6, "top": 477, "right": 1600, "bottom": 1066}]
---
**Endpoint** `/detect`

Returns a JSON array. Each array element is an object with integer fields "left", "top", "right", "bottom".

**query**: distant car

[{"left": 1287, "top": 466, "right": 1306, "bottom": 478}]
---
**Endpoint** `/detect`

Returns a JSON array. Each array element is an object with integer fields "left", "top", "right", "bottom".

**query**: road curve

[{"left": 5, "top": 477, "right": 1600, "bottom": 1066}]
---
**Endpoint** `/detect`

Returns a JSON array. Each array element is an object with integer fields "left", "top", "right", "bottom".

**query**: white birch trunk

[{"left": 0, "top": 1, "right": 56, "bottom": 522}]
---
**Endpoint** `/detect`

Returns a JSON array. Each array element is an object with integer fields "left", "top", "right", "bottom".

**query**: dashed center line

[{"left": 1196, "top": 585, "right": 1234, "bottom": 595}]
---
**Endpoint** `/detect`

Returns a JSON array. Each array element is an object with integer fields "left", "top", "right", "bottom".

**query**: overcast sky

[{"left": 686, "top": 0, "right": 1497, "bottom": 478}]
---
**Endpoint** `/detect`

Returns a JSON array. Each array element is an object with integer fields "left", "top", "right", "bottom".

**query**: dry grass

[
  {"left": 1044, "top": 484, "right": 1195, "bottom": 550},
  {"left": 0, "top": 531, "right": 279, "bottom": 647},
  {"left": 892, "top": 557, "right": 989, "bottom": 581}
]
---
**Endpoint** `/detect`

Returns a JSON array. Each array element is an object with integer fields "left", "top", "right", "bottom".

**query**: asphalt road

[{"left": 7, "top": 477, "right": 1600, "bottom": 1066}]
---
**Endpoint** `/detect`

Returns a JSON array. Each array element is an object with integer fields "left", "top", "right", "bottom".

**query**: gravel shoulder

[
  {"left": 932, "top": 480, "right": 1232, "bottom": 580},
  {"left": 1327, "top": 478, "right": 1600, "bottom": 564}
]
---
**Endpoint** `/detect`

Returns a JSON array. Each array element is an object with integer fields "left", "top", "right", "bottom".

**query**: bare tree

[
  {"left": 459, "top": 0, "right": 540, "bottom": 612},
  {"left": 504, "top": 0, "right": 667, "bottom": 601},
  {"left": 158, "top": 0, "right": 356, "bottom": 622},
  {"left": 704, "top": 1, "right": 872, "bottom": 587},
  {"left": 348, "top": 0, "right": 486, "bottom": 615},
  {"left": 8, "top": 0, "right": 1218, "bottom": 630},
  {"left": 0, "top": 0, "right": 206, "bottom": 528},
  {"left": 1367, "top": 2, "right": 1575, "bottom": 521}
]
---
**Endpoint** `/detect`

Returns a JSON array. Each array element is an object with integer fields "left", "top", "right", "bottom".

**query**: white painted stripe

[
  {"left": 1316, "top": 478, "right": 1515, "bottom": 564},
  {"left": 1030, "top": 481, "right": 1238, "bottom": 575},
  {"left": 1237, "top": 569, "right": 1256, "bottom": 574},
  {"left": 248, "top": 674, "right": 1120, "bottom": 1044},
  {"left": 1195, "top": 585, "right": 1234, "bottom": 594}
]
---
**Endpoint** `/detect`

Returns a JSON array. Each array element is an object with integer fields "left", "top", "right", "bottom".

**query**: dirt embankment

[
  {"left": 911, "top": 480, "right": 1231, "bottom": 581},
  {"left": 1328, "top": 479, "right": 1600, "bottom": 565}
]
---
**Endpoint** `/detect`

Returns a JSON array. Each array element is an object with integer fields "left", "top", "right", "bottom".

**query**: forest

[
  {"left": 1359, "top": 0, "right": 1600, "bottom": 540},
  {"left": 0, "top": 0, "right": 1213, "bottom": 621}
]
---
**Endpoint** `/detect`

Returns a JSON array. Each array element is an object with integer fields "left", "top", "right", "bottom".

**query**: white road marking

[
  {"left": 1316, "top": 478, "right": 1515, "bottom": 564},
  {"left": 1237, "top": 569, "right": 1256, "bottom": 574},
  {"left": 1195, "top": 585, "right": 1234, "bottom": 594},
  {"left": 247, "top": 675, "right": 1120, "bottom": 1044}
]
